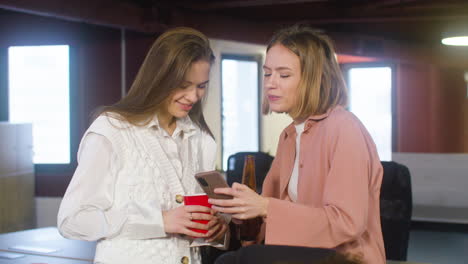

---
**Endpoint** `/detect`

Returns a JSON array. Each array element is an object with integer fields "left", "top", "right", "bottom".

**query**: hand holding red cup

[{"left": 183, "top": 193, "right": 212, "bottom": 234}]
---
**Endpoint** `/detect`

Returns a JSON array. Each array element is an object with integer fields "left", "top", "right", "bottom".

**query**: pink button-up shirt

[{"left": 262, "top": 106, "right": 386, "bottom": 264}]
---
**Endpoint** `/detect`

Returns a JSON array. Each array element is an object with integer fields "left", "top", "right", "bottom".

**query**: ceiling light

[
  {"left": 441, "top": 26, "right": 468, "bottom": 46},
  {"left": 441, "top": 36, "right": 468, "bottom": 46}
]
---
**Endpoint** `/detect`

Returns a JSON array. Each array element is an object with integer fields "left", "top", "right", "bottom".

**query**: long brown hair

[
  {"left": 99, "top": 27, "right": 215, "bottom": 138},
  {"left": 263, "top": 24, "right": 348, "bottom": 120}
]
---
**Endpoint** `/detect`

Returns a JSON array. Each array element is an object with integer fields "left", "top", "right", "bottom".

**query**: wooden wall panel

[
  {"left": 396, "top": 63, "right": 433, "bottom": 152},
  {"left": 396, "top": 63, "right": 466, "bottom": 153},
  {"left": 0, "top": 123, "right": 35, "bottom": 233},
  {"left": 438, "top": 68, "right": 466, "bottom": 153}
]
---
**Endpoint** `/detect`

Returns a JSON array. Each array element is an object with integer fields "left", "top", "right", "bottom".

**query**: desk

[
  {"left": 0, "top": 227, "right": 95, "bottom": 262},
  {"left": 0, "top": 252, "right": 91, "bottom": 264},
  {"left": 0, "top": 229, "right": 430, "bottom": 264}
]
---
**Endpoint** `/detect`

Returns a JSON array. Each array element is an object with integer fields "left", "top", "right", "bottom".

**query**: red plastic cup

[{"left": 183, "top": 193, "right": 212, "bottom": 234}]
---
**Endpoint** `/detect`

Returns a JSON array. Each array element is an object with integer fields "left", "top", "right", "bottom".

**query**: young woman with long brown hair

[{"left": 58, "top": 27, "right": 228, "bottom": 264}]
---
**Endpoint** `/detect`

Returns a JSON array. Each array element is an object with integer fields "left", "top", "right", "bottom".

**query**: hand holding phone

[{"left": 195, "top": 171, "right": 233, "bottom": 200}]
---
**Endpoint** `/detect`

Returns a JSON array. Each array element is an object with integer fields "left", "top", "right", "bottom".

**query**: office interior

[{"left": 0, "top": 0, "right": 468, "bottom": 263}]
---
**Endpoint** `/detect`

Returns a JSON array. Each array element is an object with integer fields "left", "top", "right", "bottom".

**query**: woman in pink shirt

[{"left": 210, "top": 25, "right": 386, "bottom": 264}]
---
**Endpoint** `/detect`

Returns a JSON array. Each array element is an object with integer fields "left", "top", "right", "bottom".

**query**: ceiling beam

[
  {"left": 355, "top": 0, "right": 468, "bottom": 11},
  {"left": 0, "top": 0, "right": 276, "bottom": 43},
  {"left": 357, "top": 0, "right": 422, "bottom": 9},
  {"left": 178, "top": 0, "right": 328, "bottom": 10},
  {"left": 288, "top": 14, "right": 468, "bottom": 24},
  {"left": 0, "top": 0, "right": 168, "bottom": 32}
]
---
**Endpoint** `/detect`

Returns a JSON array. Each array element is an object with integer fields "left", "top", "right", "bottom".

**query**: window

[
  {"left": 221, "top": 55, "right": 261, "bottom": 170},
  {"left": 347, "top": 66, "right": 393, "bottom": 161},
  {"left": 8, "top": 45, "right": 70, "bottom": 164}
]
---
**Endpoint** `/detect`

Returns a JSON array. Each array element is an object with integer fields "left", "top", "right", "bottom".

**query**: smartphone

[{"left": 194, "top": 171, "right": 233, "bottom": 200}]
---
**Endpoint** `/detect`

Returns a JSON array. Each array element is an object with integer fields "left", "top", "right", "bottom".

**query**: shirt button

[
  {"left": 175, "top": 194, "right": 184, "bottom": 204},
  {"left": 299, "top": 163, "right": 303, "bottom": 168},
  {"left": 181, "top": 256, "right": 189, "bottom": 264}
]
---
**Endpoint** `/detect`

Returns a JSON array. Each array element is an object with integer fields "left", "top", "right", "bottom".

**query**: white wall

[
  {"left": 393, "top": 152, "right": 468, "bottom": 223},
  {"left": 206, "top": 39, "right": 292, "bottom": 169},
  {"left": 261, "top": 112, "right": 292, "bottom": 155},
  {"left": 393, "top": 153, "right": 468, "bottom": 208}
]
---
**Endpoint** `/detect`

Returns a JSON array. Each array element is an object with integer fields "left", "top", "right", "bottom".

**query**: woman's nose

[
  {"left": 264, "top": 75, "right": 277, "bottom": 89},
  {"left": 184, "top": 87, "right": 199, "bottom": 102}
]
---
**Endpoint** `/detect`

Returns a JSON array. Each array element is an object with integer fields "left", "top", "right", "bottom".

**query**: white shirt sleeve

[
  {"left": 57, "top": 132, "right": 167, "bottom": 241},
  {"left": 57, "top": 132, "right": 127, "bottom": 241}
]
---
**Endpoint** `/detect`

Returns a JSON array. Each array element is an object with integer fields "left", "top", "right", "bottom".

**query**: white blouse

[
  {"left": 61, "top": 127, "right": 192, "bottom": 241},
  {"left": 58, "top": 124, "right": 188, "bottom": 240},
  {"left": 288, "top": 122, "right": 305, "bottom": 202}
]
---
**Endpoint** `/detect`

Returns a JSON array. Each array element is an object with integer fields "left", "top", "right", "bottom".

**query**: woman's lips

[
  {"left": 178, "top": 101, "right": 193, "bottom": 111},
  {"left": 268, "top": 95, "right": 280, "bottom": 102}
]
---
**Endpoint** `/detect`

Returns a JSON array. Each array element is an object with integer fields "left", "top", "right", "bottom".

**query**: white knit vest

[{"left": 87, "top": 116, "right": 216, "bottom": 264}]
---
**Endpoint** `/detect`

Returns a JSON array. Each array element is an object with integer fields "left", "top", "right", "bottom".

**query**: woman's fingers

[
  {"left": 190, "top": 212, "right": 213, "bottom": 221},
  {"left": 186, "top": 220, "right": 210, "bottom": 230},
  {"left": 231, "top": 182, "right": 249, "bottom": 190},
  {"left": 206, "top": 223, "right": 228, "bottom": 242},
  {"left": 211, "top": 205, "right": 246, "bottom": 215},
  {"left": 185, "top": 205, "right": 212, "bottom": 213},
  {"left": 206, "top": 216, "right": 219, "bottom": 228},
  {"left": 213, "top": 183, "right": 248, "bottom": 195},
  {"left": 184, "top": 228, "right": 208, "bottom": 238},
  {"left": 209, "top": 197, "right": 245, "bottom": 207},
  {"left": 213, "top": 187, "right": 235, "bottom": 195},
  {"left": 205, "top": 222, "right": 221, "bottom": 237}
]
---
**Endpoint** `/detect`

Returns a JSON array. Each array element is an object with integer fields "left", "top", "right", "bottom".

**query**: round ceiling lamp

[
  {"left": 441, "top": 26, "right": 468, "bottom": 46},
  {"left": 441, "top": 36, "right": 468, "bottom": 46}
]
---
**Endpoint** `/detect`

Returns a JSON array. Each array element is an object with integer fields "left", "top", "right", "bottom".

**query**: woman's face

[
  {"left": 263, "top": 44, "right": 301, "bottom": 114},
  {"left": 165, "top": 60, "right": 210, "bottom": 119}
]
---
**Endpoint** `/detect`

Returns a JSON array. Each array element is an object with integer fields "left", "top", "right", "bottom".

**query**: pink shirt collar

[{"left": 284, "top": 105, "right": 343, "bottom": 138}]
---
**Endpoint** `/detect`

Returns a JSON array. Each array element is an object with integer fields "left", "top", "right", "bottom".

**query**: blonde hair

[
  {"left": 263, "top": 24, "right": 348, "bottom": 120},
  {"left": 98, "top": 27, "right": 214, "bottom": 137}
]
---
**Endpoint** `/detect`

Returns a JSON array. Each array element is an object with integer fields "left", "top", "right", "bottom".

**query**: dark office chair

[
  {"left": 380, "top": 161, "right": 413, "bottom": 261},
  {"left": 226, "top": 152, "right": 274, "bottom": 193}
]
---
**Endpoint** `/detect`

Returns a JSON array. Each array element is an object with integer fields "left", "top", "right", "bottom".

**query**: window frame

[
  {"left": 342, "top": 62, "right": 398, "bottom": 154},
  {"left": 220, "top": 54, "right": 263, "bottom": 170},
  {"left": 1, "top": 44, "right": 78, "bottom": 196}
]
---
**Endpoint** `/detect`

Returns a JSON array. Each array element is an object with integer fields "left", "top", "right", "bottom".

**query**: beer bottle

[{"left": 238, "top": 155, "right": 263, "bottom": 241}]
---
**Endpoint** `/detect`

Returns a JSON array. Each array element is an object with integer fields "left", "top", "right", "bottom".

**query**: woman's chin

[
  {"left": 171, "top": 111, "right": 190, "bottom": 119},
  {"left": 270, "top": 107, "right": 288, "bottom": 114}
]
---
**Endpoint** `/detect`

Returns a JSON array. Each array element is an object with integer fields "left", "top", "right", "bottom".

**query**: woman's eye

[
  {"left": 197, "top": 84, "right": 207, "bottom": 89},
  {"left": 280, "top": 75, "right": 290, "bottom": 78},
  {"left": 264, "top": 73, "right": 272, "bottom": 77}
]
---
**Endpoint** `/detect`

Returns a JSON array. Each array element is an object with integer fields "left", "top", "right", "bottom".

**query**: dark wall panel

[
  {"left": 396, "top": 63, "right": 465, "bottom": 153},
  {"left": 125, "top": 31, "right": 156, "bottom": 92}
]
